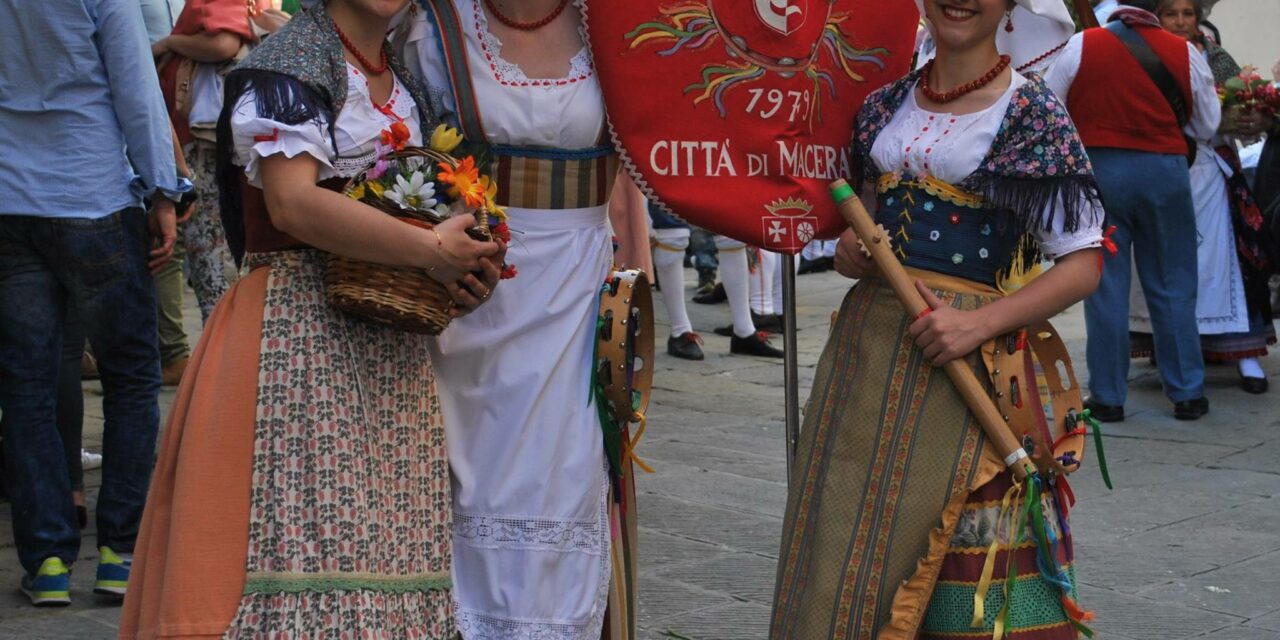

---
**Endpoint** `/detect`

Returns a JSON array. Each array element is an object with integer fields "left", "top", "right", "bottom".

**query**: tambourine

[{"left": 596, "top": 269, "right": 655, "bottom": 425}]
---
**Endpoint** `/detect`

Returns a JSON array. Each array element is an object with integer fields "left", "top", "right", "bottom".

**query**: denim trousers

[
  {"left": 1084, "top": 149, "right": 1205, "bottom": 405},
  {"left": 0, "top": 208, "right": 161, "bottom": 574}
]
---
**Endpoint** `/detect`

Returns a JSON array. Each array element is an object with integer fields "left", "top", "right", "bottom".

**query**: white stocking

[
  {"left": 716, "top": 235, "right": 756, "bottom": 338},
  {"left": 653, "top": 228, "right": 693, "bottom": 337}
]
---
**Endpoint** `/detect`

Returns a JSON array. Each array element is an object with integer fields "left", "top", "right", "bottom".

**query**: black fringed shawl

[
  {"left": 853, "top": 70, "right": 1104, "bottom": 265},
  {"left": 215, "top": 3, "right": 440, "bottom": 266}
]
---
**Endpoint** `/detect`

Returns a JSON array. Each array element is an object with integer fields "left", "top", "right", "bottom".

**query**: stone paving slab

[
  {"left": 1075, "top": 584, "right": 1246, "bottom": 639},
  {"left": 3, "top": 268, "right": 1279, "bottom": 640},
  {"left": 1136, "top": 548, "right": 1280, "bottom": 619}
]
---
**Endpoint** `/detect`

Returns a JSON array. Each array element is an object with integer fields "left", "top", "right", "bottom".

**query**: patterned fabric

[
  {"left": 222, "top": 250, "right": 453, "bottom": 638},
  {"left": 771, "top": 277, "right": 997, "bottom": 640},
  {"left": 919, "top": 475, "right": 1078, "bottom": 640},
  {"left": 770, "top": 274, "right": 1085, "bottom": 640},
  {"left": 854, "top": 70, "right": 1101, "bottom": 242},
  {"left": 421, "top": 0, "right": 619, "bottom": 212},
  {"left": 182, "top": 139, "right": 239, "bottom": 321},
  {"left": 1202, "top": 40, "right": 1241, "bottom": 85},
  {"left": 216, "top": 1, "right": 441, "bottom": 264},
  {"left": 490, "top": 149, "right": 620, "bottom": 210},
  {"left": 874, "top": 177, "right": 1023, "bottom": 288}
]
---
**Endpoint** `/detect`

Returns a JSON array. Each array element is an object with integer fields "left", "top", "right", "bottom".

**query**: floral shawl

[
  {"left": 215, "top": 2, "right": 440, "bottom": 265},
  {"left": 854, "top": 69, "right": 1103, "bottom": 244}
]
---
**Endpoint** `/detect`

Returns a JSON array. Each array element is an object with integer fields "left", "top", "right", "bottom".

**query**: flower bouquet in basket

[
  {"left": 324, "top": 122, "right": 515, "bottom": 336},
  {"left": 1219, "top": 67, "right": 1280, "bottom": 117}
]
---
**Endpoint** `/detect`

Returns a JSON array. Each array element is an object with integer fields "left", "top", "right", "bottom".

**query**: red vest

[{"left": 1067, "top": 25, "right": 1194, "bottom": 156}]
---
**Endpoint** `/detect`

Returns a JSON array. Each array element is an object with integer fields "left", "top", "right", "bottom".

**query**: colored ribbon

[{"left": 1079, "top": 409, "right": 1113, "bottom": 490}]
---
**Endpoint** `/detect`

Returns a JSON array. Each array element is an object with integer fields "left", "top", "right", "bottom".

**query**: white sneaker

[{"left": 81, "top": 449, "right": 102, "bottom": 470}]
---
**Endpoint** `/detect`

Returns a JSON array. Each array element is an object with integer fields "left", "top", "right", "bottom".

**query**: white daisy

[{"left": 385, "top": 171, "right": 438, "bottom": 211}]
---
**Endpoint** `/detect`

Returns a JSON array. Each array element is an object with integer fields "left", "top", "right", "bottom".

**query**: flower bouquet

[
  {"left": 324, "top": 123, "right": 515, "bottom": 335},
  {"left": 1219, "top": 68, "right": 1280, "bottom": 117}
]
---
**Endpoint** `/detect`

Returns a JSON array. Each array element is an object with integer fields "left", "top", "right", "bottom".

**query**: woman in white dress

[{"left": 402, "top": 1, "right": 622, "bottom": 636}]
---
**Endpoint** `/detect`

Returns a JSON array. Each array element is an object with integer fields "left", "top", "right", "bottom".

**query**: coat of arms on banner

[
  {"left": 586, "top": 0, "right": 918, "bottom": 253},
  {"left": 755, "top": 0, "right": 805, "bottom": 36}
]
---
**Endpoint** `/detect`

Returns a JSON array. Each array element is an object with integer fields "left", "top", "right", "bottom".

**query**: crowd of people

[{"left": 0, "top": 0, "right": 1276, "bottom": 638}]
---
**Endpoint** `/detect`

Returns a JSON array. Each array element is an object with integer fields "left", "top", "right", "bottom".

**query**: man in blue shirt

[{"left": 0, "top": 0, "right": 190, "bottom": 606}]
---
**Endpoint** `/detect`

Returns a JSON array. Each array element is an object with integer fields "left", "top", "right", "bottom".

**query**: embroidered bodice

[{"left": 857, "top": 70, "right": 1104, "bottom": 285}]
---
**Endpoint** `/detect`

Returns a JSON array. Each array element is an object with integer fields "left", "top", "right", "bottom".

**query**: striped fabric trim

[
  {"left": 244, "top": 571, "right": 452, "bottom": 595},
  {"left": 422, "top": 0, "right": 486, "bottom": 141},
  {"left": 493, "top": 152, "right": 620, "bottom": 210}
]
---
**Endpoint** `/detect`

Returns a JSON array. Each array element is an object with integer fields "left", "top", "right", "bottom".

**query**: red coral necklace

[
  {"left": 919, "top": 55, "right": 1010, "bottom": 103},
  {"left": 333, "top": 20, "right": 389, "bottom": 75},
  {"left": 484, "top": 0, "right": 571, "bottom": 31}
]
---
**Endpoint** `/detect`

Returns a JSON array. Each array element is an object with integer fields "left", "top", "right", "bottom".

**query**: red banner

[{"left": 586, "top": 0, "right": 918, "bottom": 253}]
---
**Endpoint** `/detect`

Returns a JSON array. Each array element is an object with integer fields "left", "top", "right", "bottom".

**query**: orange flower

[
  {"left": 436, "top": 156, "right": 485, "bottom": 209},
  {"left": 379, "top": 121, "right": 412, "bottom": 151}
]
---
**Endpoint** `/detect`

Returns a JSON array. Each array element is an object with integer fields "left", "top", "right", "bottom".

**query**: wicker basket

[{"left": 324, "top": 147, "right": 491, "bottom": 335}]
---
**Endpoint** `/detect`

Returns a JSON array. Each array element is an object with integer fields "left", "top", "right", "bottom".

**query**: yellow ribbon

[
  {"left": 623, "top": 413, "right": 655, "bottom": 474},
  {"left": 972, "top": 482, "right": 1024, "bottom": 630}
]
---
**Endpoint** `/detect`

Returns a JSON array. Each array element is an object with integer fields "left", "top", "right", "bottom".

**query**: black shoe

[
  {"left": 752, "top": 311, "right": 783, "bottom": 333},
  {"left": 693, "top": 282, "right": 726, "bottom": 305},
  {"left": 667, "top": 332, "right": 705, "bottom": 361},
  {"left": 1083, "top": 399, "right": 1125, "bottom": 423},
  {"left": 1174, "top": 397, "right": 1210, "bottom": 421},
  {"left": 713, "top": 323, "right": 734, "bottom": 337},
  {"left": 1240, "top": 376, "right": 1268, "bottom": 394},
  {"left": 730, "top": 331, "right": 784, "bottom": 358}
]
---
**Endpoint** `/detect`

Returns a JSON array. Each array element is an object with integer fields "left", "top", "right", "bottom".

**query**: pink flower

[{"left": 366, "top": 157, "right": 390, "bottom": 181}]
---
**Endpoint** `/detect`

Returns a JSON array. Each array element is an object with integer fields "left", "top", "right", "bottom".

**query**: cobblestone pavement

[{"left": 2, "top": 269, "right": 1278, "bottom": 639}]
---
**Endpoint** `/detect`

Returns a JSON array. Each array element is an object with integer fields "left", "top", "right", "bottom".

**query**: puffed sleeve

[
  {"left": 1032, "top": 194, "right": 1104, "bottom": 260},
  {"left": 229, "top": 87, "right": 337, "bottom": 187}
]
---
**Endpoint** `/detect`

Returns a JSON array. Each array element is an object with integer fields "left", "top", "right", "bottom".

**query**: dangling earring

[{"left": 1005, "top": 10, "right": 1015, "bottom": 32}]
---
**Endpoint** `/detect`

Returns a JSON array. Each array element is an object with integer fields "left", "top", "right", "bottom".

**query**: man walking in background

[
  {"left": 0, "top": 0, "right": 188, "bottom": 606},
  {"left": 1045, "top": 0, "right": 1221, "bottom": 421}
]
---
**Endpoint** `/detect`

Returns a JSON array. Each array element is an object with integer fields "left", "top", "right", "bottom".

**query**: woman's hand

[
  {"left": 445, "top": 240, "right": 508, "bottom": 317},
  {"left": 908, "top": 280, "right": 993, "bottom": 366},
  {"left": 1222, "top": 105, "right": 1268, "bottom": 140},
  {"left": 424, "top": 214, "right": 502, "bottom": 283},
  {"left": 833, "top": 227, "right": 876, "bottom": 279},
  {"left": 152, "top": 37, "right": 171, "bottom": 59}
]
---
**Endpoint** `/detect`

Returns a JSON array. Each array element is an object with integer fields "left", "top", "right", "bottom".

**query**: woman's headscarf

[{"left": 914, "top": 0, "right": 1077, "bottom": 74}]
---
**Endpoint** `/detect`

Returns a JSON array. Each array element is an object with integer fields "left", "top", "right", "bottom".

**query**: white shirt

[
  {"left": 1042, "top": 31, "right": 1222, "bottom": 141},
  {"left": 1094, "top": 0, "right": 1120, "bottom": 25},
  {"left": 870, "top": 73, "right": 1104, "bottom": 259},
  {"left": 230, "top": 64, "right": 423, "bottom": 186}
]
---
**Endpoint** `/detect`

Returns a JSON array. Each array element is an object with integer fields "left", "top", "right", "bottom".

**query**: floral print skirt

[{"left": 121, "top": 250, "right": 453, "bottom": 639}]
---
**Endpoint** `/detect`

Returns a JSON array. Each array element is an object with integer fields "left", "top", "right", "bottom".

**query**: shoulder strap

[
  {"left": 420, "top": 0, "right": 487, "bottom": 141},
  {"left": 1105, "top": 22, "right": 1189, "bottom": 127},
  {"left": 1105, "top": 22, "right": 1196, "bottom": 163}
]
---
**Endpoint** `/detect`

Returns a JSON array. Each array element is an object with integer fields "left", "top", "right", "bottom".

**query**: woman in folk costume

[
  {"left": 915, "top": 0, "right": 1077, "bottom": 75},
  {"left": 401, "top": 0, "right": 631, "bottom": 637},
  {"left": 119, "top": 0, "right": 504, "bottom": 637},
  {"left": 1128, "top": 0, "right": 1275, "bottom": 394},
  {"left": 770, "top": 0, "right": 1108, "bottom": 638}
]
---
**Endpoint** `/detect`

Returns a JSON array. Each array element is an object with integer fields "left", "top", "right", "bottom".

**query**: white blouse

[
  {"left": 403, "top": 0, "right": 605, "bottom": 151},
  {"left": 230, "top": 63, "right": 425, "bottom": 186},
  {"left": 870, "top": 73, "right": 1103, "bottom": 259}
]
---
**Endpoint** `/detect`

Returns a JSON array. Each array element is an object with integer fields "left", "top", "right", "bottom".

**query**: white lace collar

[{"left": 470, "top": 0, "right": 594, "bottom": 88}]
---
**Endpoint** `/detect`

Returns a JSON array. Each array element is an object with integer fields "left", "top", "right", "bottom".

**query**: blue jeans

[
  {"left": 0, "top": 209, "right": 161, "bottom": 575},
  {"left": 1084, "top": 149, "right": 1205, "bottom": 405}
]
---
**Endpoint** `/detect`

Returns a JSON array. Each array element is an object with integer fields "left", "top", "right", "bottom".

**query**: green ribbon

[{"left": 1079, "top": 409, "right": 1113, "bottom": 490}]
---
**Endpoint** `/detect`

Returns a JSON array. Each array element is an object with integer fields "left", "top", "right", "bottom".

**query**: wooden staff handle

[{"left": 829, "top": 180, "right": 1037, "bottom": 481}]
